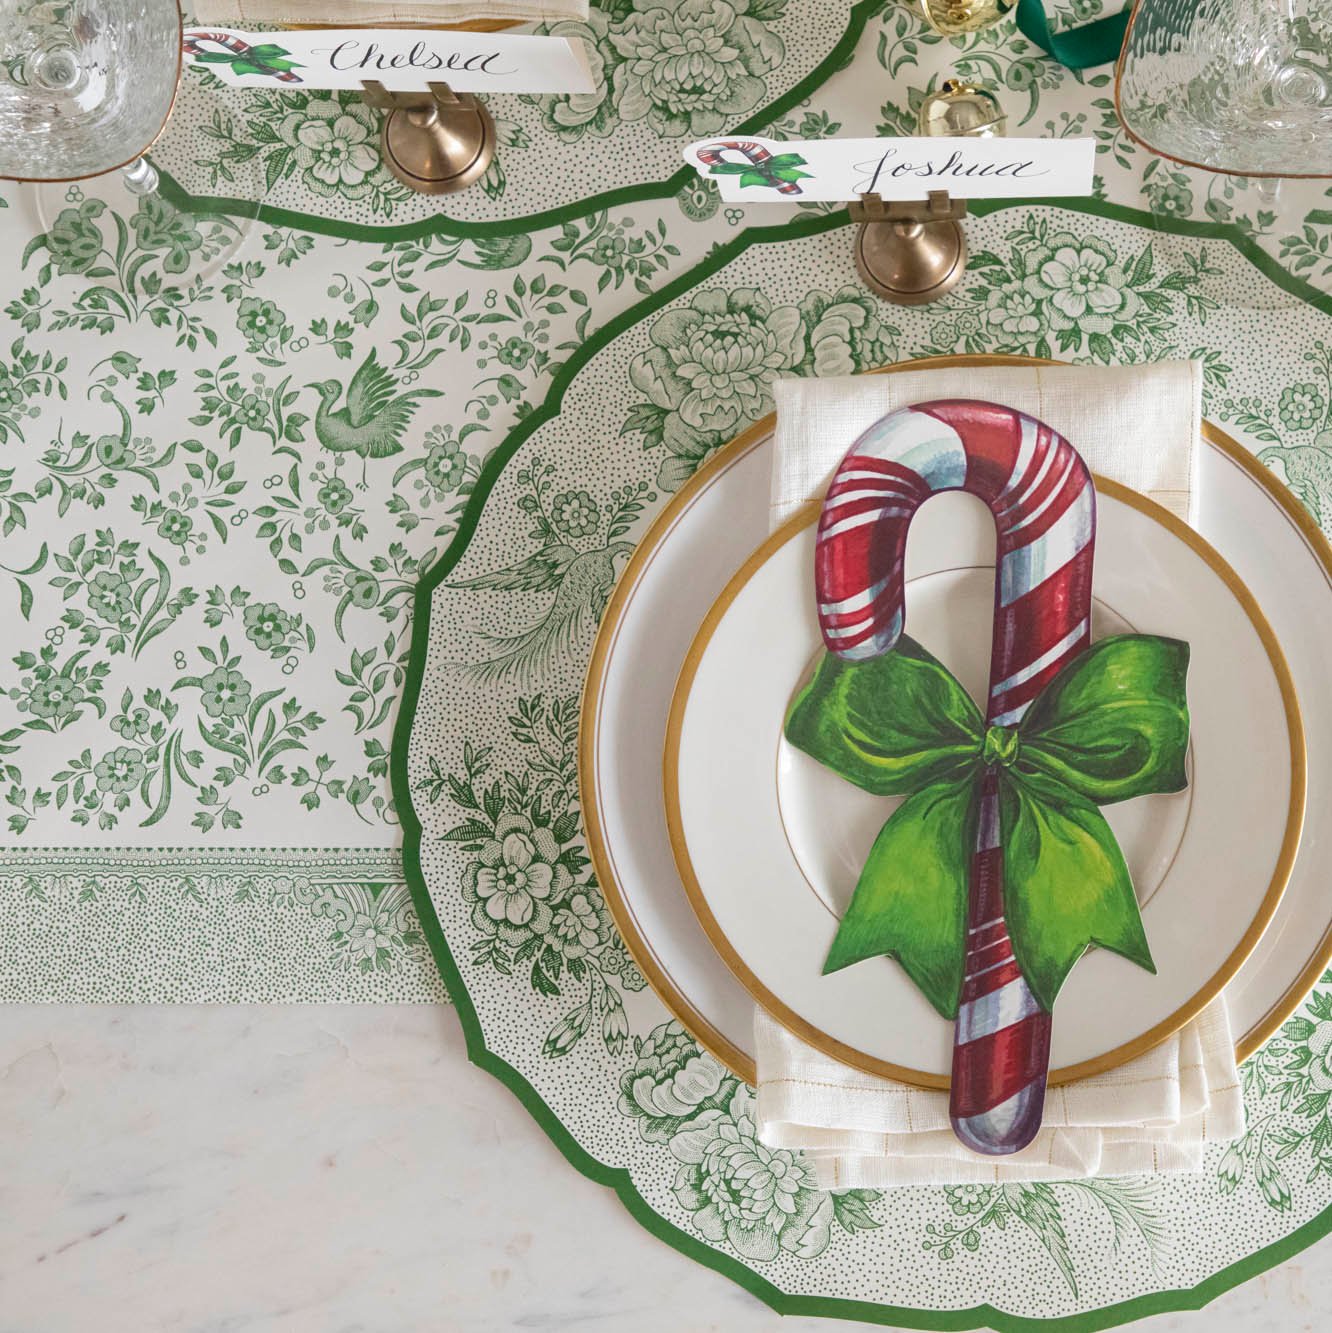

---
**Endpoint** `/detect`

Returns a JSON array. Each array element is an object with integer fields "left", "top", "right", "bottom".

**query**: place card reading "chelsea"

[
  {"left": 683, "top": 135, "right": 1096, "bottom": 203},
  {"left": 182, "top": 27, "right": 596, "bottom": 95}
]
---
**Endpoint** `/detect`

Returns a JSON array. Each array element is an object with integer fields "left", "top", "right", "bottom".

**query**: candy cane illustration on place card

[
  {"left": 183, "top": 31, "right": 305, "bottom": 83},
  {"left": 693, "top": 140, "right": 812, "bottom": 196},
  {"left": 784, "top": 401, "right": 1192, "bottom": 1153}
]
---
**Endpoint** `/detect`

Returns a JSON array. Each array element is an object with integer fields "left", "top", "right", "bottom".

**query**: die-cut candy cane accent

[
  {"left": 695, "top": 140, "right": 812, "bottom": 195},
  {"left": 784, "top": 400, "right": 1190, "bottom": 1155},
  {"left": 184, "top": 31, "right": 305, "bottom": 83}
]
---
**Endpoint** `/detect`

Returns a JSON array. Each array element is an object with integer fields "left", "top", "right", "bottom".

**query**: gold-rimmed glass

[
  {"left": 0, "top": 0, "right": 182, "bottom": 186},
  {"left": 1116, "top": 0, "right": 1332, "bottom": 179}
]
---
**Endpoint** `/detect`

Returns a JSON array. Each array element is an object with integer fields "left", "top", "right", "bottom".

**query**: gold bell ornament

[
  {"left": 904, "top": 0, "right": 1017, "bottom": 37},
  {"left": 917, "top": 79, "right": 1009, "bottom": 138}
]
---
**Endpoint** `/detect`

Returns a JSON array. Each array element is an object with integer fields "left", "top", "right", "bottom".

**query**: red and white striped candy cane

[
  {"left": 814, "top": 399, "right": 1095, "bottom": 1155},
  {"left": 182, "top": 31, "right": 304, "bottom": 82},
  {"left": 693, "top": 140, "right": 805, "bottom": 195}
]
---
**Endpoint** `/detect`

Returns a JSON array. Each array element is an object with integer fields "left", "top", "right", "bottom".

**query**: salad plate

[
  {"left": 665, "top": 478, "right": 1300, "bottom": 1084},
  {"left": 579, "top": 355, "right": 1329, "bottom": 1085}
]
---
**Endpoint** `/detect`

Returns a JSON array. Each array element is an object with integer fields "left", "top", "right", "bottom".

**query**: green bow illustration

[
  {"left": 784, "top": 634, "right": 1191, "bottom": 1019},
  {"left": 706, "top": 152, "right": 811, "bottom": 191},
  {"left": 192, "top": 43, "right": 303, "bottom": 80}
]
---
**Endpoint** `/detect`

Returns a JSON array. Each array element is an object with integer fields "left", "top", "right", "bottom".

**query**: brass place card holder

[
  {"left": 850, "top": 78, "right": 1003, "bottom": 305},
  {"left": 360, "top": 80, "right": 495, "bottom": 195},
  {"left": 850, "top": 189, "right": 967, "bottom": 306}
]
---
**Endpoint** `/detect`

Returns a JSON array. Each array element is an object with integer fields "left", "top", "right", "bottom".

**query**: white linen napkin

[
  {"left": 761, "top": 359, "right": 1246, "bottom": 1187},
  {"left": 757, "top": 1004, "right": 1245, "bottom": 1187},
  {"left": 771, "top": 360, "right": 1200, "bottom": 527},
  {"left": 189, "top": 1, "right": 588, "bottom": 25}
]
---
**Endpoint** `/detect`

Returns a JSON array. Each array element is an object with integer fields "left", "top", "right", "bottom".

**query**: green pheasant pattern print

[{"left": 309, "top": 351, "right": 442, "bottom": 484}]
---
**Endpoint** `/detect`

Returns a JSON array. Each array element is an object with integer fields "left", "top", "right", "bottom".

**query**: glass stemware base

[
  {"left": 1, "top": 0, "right": 181, "bottom": 183},
  {"left": 32, "top": 169, "right": 259, "bottom": 287}
]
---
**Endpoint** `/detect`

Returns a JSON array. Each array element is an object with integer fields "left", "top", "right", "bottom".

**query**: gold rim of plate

[
  {"left": 664, "top": 473, "right": 1301, "bottom": 1088},
  {"left": 579, "top": 353, "right": 1317, "bottom": 1088}
]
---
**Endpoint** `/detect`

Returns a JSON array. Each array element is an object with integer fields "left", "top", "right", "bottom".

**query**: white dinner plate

[
  {"left": 665, "top": 481, "right": 1300, "bottom": 1084},
  {"left": 579, "top": 355, "right": 1330, "bottom": 1085}
]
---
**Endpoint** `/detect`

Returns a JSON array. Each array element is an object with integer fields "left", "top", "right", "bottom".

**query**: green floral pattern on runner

[
  {"left": 0, "top": 848, "right": 435, "bottom": 1000},
  {"left": 0, "top": 177, "right": 700, "bottom": 860},
  {"left": 0, "top": 155, "right": 715, "bottom": 1006}
]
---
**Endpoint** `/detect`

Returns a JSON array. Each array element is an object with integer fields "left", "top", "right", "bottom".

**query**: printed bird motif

[
  {"left": 450, "top": 540, "right": 634, "bottom": 683},
  {"left": 1259, "top": 444, "right": 1332, "bottom": 530},
  {"left": 307, "top": 351, "right": 441, "bottom": 486}
]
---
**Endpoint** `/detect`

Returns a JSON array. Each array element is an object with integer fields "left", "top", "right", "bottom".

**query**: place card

[
  {"left": 182, "top": 27, "right": 596, "bottom": 95},
  {"left": 683, "top": 135, "right": 1096, "bottom": 203}
]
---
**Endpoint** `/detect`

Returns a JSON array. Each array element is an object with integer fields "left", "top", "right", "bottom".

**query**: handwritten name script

[
  {"left": 315, "top": 40, "right": 514, "bottom": 77},
  {"left": 854, "top": 148, "right": 1049, "bottom": 194}
]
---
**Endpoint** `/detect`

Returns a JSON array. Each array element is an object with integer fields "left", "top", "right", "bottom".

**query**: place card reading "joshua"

[
  {"left": 683, "top": 135, "right": 1096, "bottom": 203},
  {"left": 182, "top": 27, "right": 596, "bottom": 95}
]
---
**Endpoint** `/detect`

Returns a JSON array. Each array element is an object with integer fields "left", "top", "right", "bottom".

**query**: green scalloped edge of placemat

[
  {"left": 392, "top": 199, "right": 1332, "bottom": 1330},
  {"left": 154, "top": 0, "right": 886, "bottom": 240}
]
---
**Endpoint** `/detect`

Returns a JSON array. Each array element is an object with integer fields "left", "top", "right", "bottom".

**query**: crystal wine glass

[
  {"left": 0, "top": 0, "right": 182, "bottom": 189},
  {"left": 1116, "top": 0, "right": 1332, "bottom": 178}
]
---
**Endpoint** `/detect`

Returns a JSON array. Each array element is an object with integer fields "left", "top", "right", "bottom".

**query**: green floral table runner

[{"left": 0, "top": 157, "right": 734, "bottom": 997}]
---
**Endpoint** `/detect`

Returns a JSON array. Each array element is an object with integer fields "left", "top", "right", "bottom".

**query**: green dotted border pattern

[
  {"left": 376, "top": 202, "right": 1332, "bottom": 1329},
  {"left": 158, "top": 0, "right": 886, "bottom": 239}
]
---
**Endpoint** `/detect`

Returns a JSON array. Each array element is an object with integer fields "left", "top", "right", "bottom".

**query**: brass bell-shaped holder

[
  {"left": 361, "top": 80, "right": 495, "bottom": 195},
  {"left": 851, "top": 190, "right": 968, "bottom": 307}
]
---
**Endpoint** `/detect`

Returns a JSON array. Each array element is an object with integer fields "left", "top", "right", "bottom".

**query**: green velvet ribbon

[
  {"left": 784, "top": 633, "right": 1190, "bottom": 1019},
  {"left": 1014, "top": 0, "right": 1132, "bottom": 71}
]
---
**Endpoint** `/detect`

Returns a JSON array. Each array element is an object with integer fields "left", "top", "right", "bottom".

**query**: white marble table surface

[{"left": 0, "top": 1004, "right": 1327, "bottom": 1332}]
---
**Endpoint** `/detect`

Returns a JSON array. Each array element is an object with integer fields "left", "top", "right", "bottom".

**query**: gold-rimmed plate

[
  {"left": 665, "top": 477, "right": 1301, "bottom": 1086},
  {"left": 578, "top": 355, "right": 1329, "bottom": 1086}
]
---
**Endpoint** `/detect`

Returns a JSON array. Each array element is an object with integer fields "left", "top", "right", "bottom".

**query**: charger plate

[
  {"left": 582, "top": 358, "right": 1331, "bottom": 1086},
  {"left": 665, "top": 478, "right": 1301, "bottom": 1086},
  {"left": 402, "top": 203, "right": 1332, "bottom": 1316}
]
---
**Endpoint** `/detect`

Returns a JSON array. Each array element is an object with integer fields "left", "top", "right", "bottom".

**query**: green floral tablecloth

[{"left": 9, "top": 0, "right": 1332, "bottom": 1323}]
